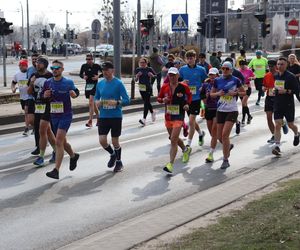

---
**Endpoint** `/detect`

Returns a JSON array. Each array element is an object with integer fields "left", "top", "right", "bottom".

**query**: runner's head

[
  {"left": 199, "top": 53, "right": 206, "bottom": 63},
  {"left": 288, "top": 53, "right": 300, "bottom": 66},
  {"left": 174, "top": 57, "right": 185, "bottom": 69},
  {"left": 31, "top": 53, "right": 39, "bottom": 67},
  {"left": 185, "top": 49, "right": 196, "bottom": 66},
  {"left": 102, "top": 61, "right": 114, "bottom": 80},
  {"left": 268, "top": 59, "right": 277, "bottom": 72},
  {"left": 50, "top": 60, "right": 64, "bottom": 78},
  {"left": 208, "top": 67, "right": 219, "bottom": 80},
  {"left": 277, "top": 57, "right": 288, "bottom": 73},
  {"left": 36, "top": 56, "right": 49, "bottom": 71},
  {"left": 239, "top": 59, "right": 248, "bottom": 69},
  {"left": 255, "top": 50, "right": 262, "bottom": 59},
  {"left": 86, "top": 54, "right": 94, "bottom": 65},
  {"left": 139, "top": 57, "right": 148, "bottom": 68},
  {"left": 168, "top": 67, "right": 179, "bottom": 84},
  {"left": 19, "top": 59, "right": 28, "bottom": 72},
  {"left": 167, "top": 54, "right": 175, "bottom": 63},
  {"left": 221, "top": 61, "right": 233, "bottom": 77}
]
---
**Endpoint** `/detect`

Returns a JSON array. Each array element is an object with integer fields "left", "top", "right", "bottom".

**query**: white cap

[
  {"left": 208, "top": 67, "right": 219, "bottom": 75},
  {"left": 168, "top": 67, "right": 179, "bottom": 75}
]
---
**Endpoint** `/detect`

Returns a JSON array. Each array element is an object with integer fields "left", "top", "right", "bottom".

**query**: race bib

[
  {"left": 19, "top": 80, "right": 28, "bottom": 86},
  {"left": 189, "top": 86, "right": 197, "bottom": 95},
  {"left": 268, "top": 88, "right": 275, "bottom": 96},
  {"left": 255, "top": 65, "right": 263, "bottom": 70},
  {"left": 275, "top": 80, "right": 285, "bottom": 90},
  {"left": 102, "top": 100, "right": 116, "bottom": 109},
  {"left": 220, "top": 96, "right": 233, "bottom": 103},
  {"left": 139, "top": 83, "right": 147, "bottom": 92},
  {"left": 50, "top": 102, "right": 64, "bottom": 113},
  {"left": 166, "top": 105, "right": 180, "bottom": 115},
  {"left": 85, "top": 83, "right": 95, "bottom": 91},
  {"left": 35, "top": 104, "right": 46, "bottom": 114}
]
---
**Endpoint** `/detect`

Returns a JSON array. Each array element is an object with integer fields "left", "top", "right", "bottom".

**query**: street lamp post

[
  {"left": 65, "top": 10, "right": 71, "bottom": 59},
  {"left": 137, "top": 0, "right": 141, "bottom": 57},
  {"left": 113, "top": 0, "right": 121, "bottom": 78},
  {"left": 26, "top": 0, "right": 30, "bottom": 54},
  {"left": 19, "top": 1, "right": 24, "bottom": 49}
]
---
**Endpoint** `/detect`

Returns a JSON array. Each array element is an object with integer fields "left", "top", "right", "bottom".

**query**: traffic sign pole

[{"left": 287, "top": 19, "right": 299, "bottom": 53}]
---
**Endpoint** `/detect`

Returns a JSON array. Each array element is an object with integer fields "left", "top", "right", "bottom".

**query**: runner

[
  {"left": 94, "top": 62, "right": 130, "bottom": 172},
  {"left": 248, "top": 50, "right": 268, "bottom": 106},
  {"left": 135, "top": 57, "right": 156, "bottom": 126},
  {"left": 197, "top": 53, "right": 212, "bottom": 74},
  {"left": 79, "top": 54, "right": 102, "bottom": 127},
  {"left": 271, "top": 57, "right": 300, "bottom": 156},
  {"left": 179, "top": 49, "right": 207, "bottom": 158},
  {"left": 238, "top": 60, "right": 255, "bottom": 124},
  {"left": 45, "top": 60, "right": 80, "bottom": 179},
  {"left": 287, "top": 53, "right": 300, "bottom": 102},
  {"left": 236, "top": 49, "right": 246, "bottom": 68},
  {"left": 200, "top": 68, "right": 219, "bottom": 163},
  {"left": 161, "top": 54, "right": 175, "bottom": 80},
  {"left": 210, "top": 61, "right": 246, "bottom": 169},
  {"left": 263, "top": 59, "right": 289, "bottom": 144},
  {"left": 157, "top": 67, "right": 192, "bottom": 173},
  {"left": 11, "top": 59, "right": 34, "bottom": 136}
]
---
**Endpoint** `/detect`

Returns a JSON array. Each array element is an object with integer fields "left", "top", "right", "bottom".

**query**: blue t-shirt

[
  {"left": 42, "top": 77, "right": 76, "bottom": 117},
  {"left": 179, "top": 65, "right": 207, "bottom": 101},
  {"left": 94, "top": 77, "right": 130, "bottom": 118},
  {"left": 27, "top": 66, "right": 37, "bottom": 79},
  {"left": 213, "top": 75, "right": 242, "bottom": 112}
]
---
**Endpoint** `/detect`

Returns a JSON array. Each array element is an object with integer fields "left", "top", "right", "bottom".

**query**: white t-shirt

[{"left": 13, "top": 71, "right": 31, "bottom": 100}]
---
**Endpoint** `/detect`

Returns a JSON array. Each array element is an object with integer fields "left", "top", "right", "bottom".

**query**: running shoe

[
  {"left": 272, "top": 146, "right": 281, "bottom": 156},
  {"left": 247, "top": 115, "right": 253, "bottom": 124},
  {"left": 46, "top": 168, "right": 59, "bottom": 179},
  {"left": 23, "top": 127, "right": 29, "bottom": 136},
  {"left": 220, "top": 160, "right": 230, "bottom": 169},
  {"left": 236, "top": 121, "right": 241, "bottom": 135},
  {"left": 151, "top": 111, "right": 156, "bottom": 122},
  {"left": 230, "top": 144, "right": 234, "bottom": 151},
  {"left": 267, "top": 135, "right": 275, "bottom": 144},
  {"left": 139, "top": 119, "right": 146, "bottom": 126},
  {"left": 33, "top": 156, "right": 44, "bottom": 167},
  {"left": 69, "top": 153, "right": 80, "bottom": 171},
  {"left": 183, "top": 123, "right": 189, "bottom": 137},
  {"left": 107, "top": 153, "right": 117, "bottom": 168},
  {"left": 205, "top": 152, "right": 214, "bottom": 163},
  {"left": 114, "top": 160, "right": 124, "bottom": 172},
  {"left": 49, "top": 151, "right": 56, "bottom": 163},
  {"left": 31, "top": 147, "right": 40, "bottom": 156},
  {"left": 85, "top": 120, "right": 93, "bottom": 128},
  {"left": 182, "top": 146, "right": 192, "bottom": 163},
  {"left": 255, "top": 102, "right": 260, "bottom": 106},
  {"left": 282, "top": 122, "right": 289, "bottom": 134},
  {"left": 198, "top": 131, "right": 205, "bottom": 146},
  {"left": 241, "top": 118, "right": 245, "bottom": 125},
  {"left": 163, "top": 162, "right": 174, "bottom": 173},
  {"left": 293, "top": 133, "right": 300, "bottom": 146}
]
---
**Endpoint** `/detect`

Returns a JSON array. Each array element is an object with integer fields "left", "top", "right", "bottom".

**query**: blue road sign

[{"left": 171, "top": 14, "right": 188, "bottom": 32}]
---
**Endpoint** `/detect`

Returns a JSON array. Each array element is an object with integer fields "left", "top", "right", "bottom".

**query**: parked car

[
  {"left": 93, "top": 44, "right": 114, "bottom": 57},
  {"left": 64, "top": 43, "right": 82, "bottom": 55}
]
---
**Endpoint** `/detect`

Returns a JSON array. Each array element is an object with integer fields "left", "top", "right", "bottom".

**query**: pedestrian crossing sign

[{"left": 172, "top": 14, "right": 188, "bottom": 31}]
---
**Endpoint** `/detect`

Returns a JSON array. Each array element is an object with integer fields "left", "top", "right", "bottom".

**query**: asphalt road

[{"left": 1, "top": 96, "right": 300, "bottom": 250}]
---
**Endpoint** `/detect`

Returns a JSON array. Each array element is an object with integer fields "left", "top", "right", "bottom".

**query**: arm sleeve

[
  {"left": 248, "top": 59, "right": 253, "bottom": 69},
  {"left": 79, "top": 65, "right": 85, "bottom": 79}
]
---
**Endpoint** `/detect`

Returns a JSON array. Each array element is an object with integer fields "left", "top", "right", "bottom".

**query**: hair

[
  {"left": 199, "top": 53, "right": 206, "bottom": 58},
  {"left": 212, "top": 52, "right": 217, "bottom": 56},
  {"left": 168, "top": 54, "right": 175, "bottom": 60},
  {"left": 240, "top": 49, "right": 246, "bottom": 55},
  {"left": 52, "top": 59, "right": 64, "bottom": 67},
  {"left": 174, "top": 57, "right": 185, "bottom": 65},
  {"left": 224, "top": 57, "right": 233, "bottom": 63},
  {"left": 239, "top": 60, "right": 248, "bottom": 65},
  {"left": 153, "top": 47, "right": 158, "bottom": 53},
  {"left": 185, "top": 49, "right": 196, "bottom": 58},
  {"left": 278, "top": 57, "right": 287, "bottom": 62},
  {"left": 139, "top": 57, "right": 148, "bottom": 64},
  {"left": 86, "top": 53, "right": 93, "bottom": 59},
  {"left": 288, "top": 53, "right": 300, "bottom": 66},
  {"left": 31, "top": 53, "right": 39, "bottom": 58}
]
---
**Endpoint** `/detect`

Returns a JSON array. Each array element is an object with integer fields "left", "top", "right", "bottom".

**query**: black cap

[
  {"left": 102, "top": 61, "right": 114, "bottom": 70},
  {"left": 268, "top": 59, "right": 277, "bottom": 66},
  {"left": 199, "top": 53, "right": 206, "bottom": 58},
  {"left": 37, "top": 56, "right": 49, "bottom": 68}
]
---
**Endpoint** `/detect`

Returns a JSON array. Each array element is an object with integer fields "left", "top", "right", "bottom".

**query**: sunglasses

[
  {"left": 86, "top": 58, "right": 93, "bottom": 60},
  {"left": 221, "top": 67, "right": 231, "bottom": 71},
  {"left": 50, "top": 66, "right": 62, "bottom": 70}
]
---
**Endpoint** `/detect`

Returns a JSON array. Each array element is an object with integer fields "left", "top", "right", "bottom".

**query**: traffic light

[
  {"left": 254, "top": 12, "right": 266, "bottom": 22},
  {"left": 237, "top": 8, "right": 242, "bottom": 19},
  {"left": 197, "top": 20, "right": 206, "bottom": 36},
  {"left": 212, "top": 17, "right": 221, "bottom": 37},
  {"left": 42, "top": 29, "right": 47, "bottom": 38},
  {"left": 285, "top": 7, "right": 290, "bottom": 18},
  {"left": 0, "top": 18, "right": 13, "bottom": 36},
  {"left": 70, "top": 30, "right": 74, "bottom": 39},
  {"left": 46, "top": 31, "right": 50, "bottom": 38},
  {"left": 64, "top": 34, "right": 67, "bottom": 39},
  {"left": 261, "top": 22, "right": 270, "bottom": 38}
]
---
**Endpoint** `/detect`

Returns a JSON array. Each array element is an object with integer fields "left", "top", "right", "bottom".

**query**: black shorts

[
  {"left": 41, "top": 104, "right": 51, "bottom": 122},
  {"left": 216, "top": 111, "right": 238, "bottom": 124},
  {"left": 205, "top": 109, "right": 217, "bottom": 121},
  {"left": 98, "top": 118, "right": 122, "bottom": 137},
  {"left": 27, "top": 99, "right": 35, "bottom": 114},
  {"left": 85, "top": 83, "right": 97, "bottom": 99},
  {"left": 20, "top": 99, "right": 27, "bottom": 110},
  {"left": 246, "top": 86, "right": 252, "bottom": 97},
  {"left": 274, "top": 106, "right": 295, "bottom": 123},
  {"left": 264, "top": 96, "right": 274, "bottom": 112},
  {"left": 254, "top": 78, "right": 263, "bottom": 91},
  {"left": 187, "top": 100, "right": 201, "bottom": 116}
]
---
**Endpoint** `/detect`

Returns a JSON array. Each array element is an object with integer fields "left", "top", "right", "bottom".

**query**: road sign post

[
  {"left": 91, "top": 19, "right": 101, "bottom": 62},
  {"left": 288, "top": 19, "right": 299, "bottom": 53}
]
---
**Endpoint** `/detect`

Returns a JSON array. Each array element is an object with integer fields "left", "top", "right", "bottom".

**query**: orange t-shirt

[{"left": 263, "top": 72, "right": 275, "bottom": 96}]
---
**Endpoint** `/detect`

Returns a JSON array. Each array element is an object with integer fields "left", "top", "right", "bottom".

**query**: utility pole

[
  {"left": 113, "top": 0, "right": 121, "bottom": 78},
  {"left": 137, "top": 0, "right": 141, "bottom": 57},
  {"left": 26, "top": 0, "right": 30, "bottom": 54},
  {"left": 185, "top": 0, "right": 188, "bottom": 44},
  {"left": 66, "top": 10, "right": 70, "bottom": 59},
  {"left": 131, "top": 11, "right": 136, "bottom": 99},
  {"left": 19, "top": 1, "right": 24, "bottom": 48}
]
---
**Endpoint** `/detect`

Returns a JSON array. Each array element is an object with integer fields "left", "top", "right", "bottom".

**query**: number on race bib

[
  {"left": 220, "top": 95, "right": 233, "bottom": 103},
  {"left": 275, "top": 80, "right": 284, "bottom": 90},
  {"left": 189, "top": 86, "right": 197, "bottom": 95},
  {"left": 102, "top": 100, "right": 116, "bottom": 109},
  {"left": 35, "top": 104, "right": 46, "bottom": 114},
  {"left": 138, "top": 84, "right": 147, "bottom": 92},
  {"left": 166, "top": 105, "right": 180, "bottom": 115},
  {"left": 85, "top": 83, "right": 95, "bottom": 91},
  {"left": 50, "top": 102, "right": 64, "bottom": 113}
]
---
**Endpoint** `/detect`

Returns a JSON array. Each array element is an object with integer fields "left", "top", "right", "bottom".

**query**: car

[
  {"left": 93, "top": 44, "right": 114, "bottom": 57},
  {"left": 64, "top": 43, "right": 82, "bottom": 55}
]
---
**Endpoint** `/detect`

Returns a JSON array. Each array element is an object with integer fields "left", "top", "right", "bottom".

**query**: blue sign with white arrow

[{"left": 172, "top": 14, "right": 188, "bottom": 31}]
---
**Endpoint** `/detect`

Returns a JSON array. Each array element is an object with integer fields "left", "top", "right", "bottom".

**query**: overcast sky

[{"left": 0, "top": 0, "right": 243, "bottom": 32}]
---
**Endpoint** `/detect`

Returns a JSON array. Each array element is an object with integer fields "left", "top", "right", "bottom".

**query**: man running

[
  {"left": 79, "top": 54, "right": 102, "bottom": 127},
  {"left": 271, "top": 57, "right": 300, "bottom": 156},
  {"left": 45, "top": 60, "right": 80, "bottom": 179},
  {"left": 94, "top": 62, "right": 130, "bottom": 172},
  {"left": 179, "top": 50, "right": 207, "bottom": 160},
  {"left": 210, "top": 62, "right": 245, "bottom": 169},
  {"left": 158, "top": 67, "right": 192, "bottom": 173}
]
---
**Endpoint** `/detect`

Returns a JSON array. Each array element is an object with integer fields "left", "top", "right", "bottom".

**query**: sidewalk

[{"left": 59, "top": 150, "right": 300, "bottom": 250}]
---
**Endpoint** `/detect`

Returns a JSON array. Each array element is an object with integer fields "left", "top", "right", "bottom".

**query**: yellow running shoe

[
  {"left": 205, "top": 152, "right": 214, "bottom": 163},
  {"left": 182, "top": 146, "right": 192, "bottom": 163},
  {"left": 163, "top": 162, "right": 174, "bottom": 173}
]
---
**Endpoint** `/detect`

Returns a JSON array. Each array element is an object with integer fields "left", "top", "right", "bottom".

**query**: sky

[{"left": 0, "top": 0, "right": 244, "bottom": 32}]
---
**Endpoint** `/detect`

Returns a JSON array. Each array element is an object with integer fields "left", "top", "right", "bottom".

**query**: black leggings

[
  {"left": 34, "top": 113, "right": 41, "bottom": 148},
  {"left": 140, "top": 91, "right": 153, "bottom": 119}
]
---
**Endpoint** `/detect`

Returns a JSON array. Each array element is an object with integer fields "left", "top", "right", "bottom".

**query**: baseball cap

[
  {"left": 256, "top": 50, "right": 262, "bottom": 56},
  {"left": 36, "top": 56, "right": 49, "bottom": 68},
  {"left": 208, "top": 67, "right": 219, "bottom": 75},
  {"left": 19, "top": 59, "right": 28, "bottom": 67},
  {"left": 102, "top": 61, "right": 114, "bottom": 70},
  {"left": 168, "top": 67, "right": 179, "bottom": 75},
  {"left": 221, "top": 61, "right": 233, "bottom": 69}
]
